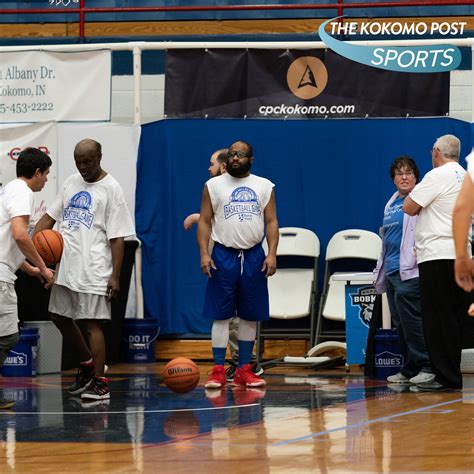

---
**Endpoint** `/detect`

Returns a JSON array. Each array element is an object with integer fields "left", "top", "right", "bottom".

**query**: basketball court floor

[{"left": 0, "top": 364, "right": 473, "bottom": 473}]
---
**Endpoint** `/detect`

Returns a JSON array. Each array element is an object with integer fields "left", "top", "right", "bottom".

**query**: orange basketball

[
  {"left": 162, "top": 357, "right": 200, "bottom": 393},
  {"left": 33, "top": 229, "right": 64, "bottom": 265}
]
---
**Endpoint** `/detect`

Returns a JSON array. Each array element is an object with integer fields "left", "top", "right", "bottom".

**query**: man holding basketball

[
  {"left": 198, "top": 140, "right": 278, "bottom": 388},
  {"left": 0, "top": 147, "right": 54, "bottom": 409},
  {"left": 35, "top": 138, "right": 134, "bottom": 402}
]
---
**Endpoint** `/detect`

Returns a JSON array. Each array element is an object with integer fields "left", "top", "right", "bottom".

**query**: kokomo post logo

[{"left": 319, "top": 17, "right": 464, "bottom": 73}]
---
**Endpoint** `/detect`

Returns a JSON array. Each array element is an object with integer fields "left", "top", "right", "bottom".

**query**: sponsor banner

[
  {"left": 0, "top": 122, "right": 58, "bottom": 226},
  {"left": 0, "top": 50, "right": 111, "bottom": 123},
  {"left": 165, "top": 49, "right": 449, "bottom": 118}
]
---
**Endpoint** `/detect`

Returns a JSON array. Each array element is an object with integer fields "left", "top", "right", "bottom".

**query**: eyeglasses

[
  {"left": 227, "top": 150, "right": 249, "bottom": 159},
  {"left": 395, "top": 171, "right": 414, "bottom": 178}
]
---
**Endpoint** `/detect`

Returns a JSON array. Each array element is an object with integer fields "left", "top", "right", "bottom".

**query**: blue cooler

[
  {"left": 374, "top": 329, "right": 404, "bottom": 380},
  {"left": 2, "top": 327, "right": 39, "bottom": 377}
]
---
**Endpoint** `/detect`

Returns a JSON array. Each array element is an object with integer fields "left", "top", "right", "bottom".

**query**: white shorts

[
  {"left": 49, "top": 284, "right": 111, "bottom": 321},
  {"left": 0, "top": 281, "right": 19, "bottom": 337}
]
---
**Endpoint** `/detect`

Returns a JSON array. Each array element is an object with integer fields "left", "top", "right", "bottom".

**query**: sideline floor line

[
  {"left": 0, "top": 403, "right": 259, "bottom": 416},
  {"left": 273, "top": 394, "right": 474, "bottom": 446}
]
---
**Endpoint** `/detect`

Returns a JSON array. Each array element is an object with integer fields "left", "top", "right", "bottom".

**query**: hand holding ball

[{"left": 33, "top": 229, "right": 64, "bottom": 265}]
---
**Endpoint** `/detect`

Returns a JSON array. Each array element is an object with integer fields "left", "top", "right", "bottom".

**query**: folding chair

[
  {"left": 256, "top": 227, "right": 344, "bottom": 369},
  {"left": 312, "top": 229, "right": 382, "bottom": 354}
]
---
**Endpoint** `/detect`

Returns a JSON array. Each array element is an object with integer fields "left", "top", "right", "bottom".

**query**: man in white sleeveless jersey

[
  {"left": 452, "top": 150, "right": 474, "bottom": 313},
  {"left": 197, "top": 140, "right": 279, "bottom": 388}
]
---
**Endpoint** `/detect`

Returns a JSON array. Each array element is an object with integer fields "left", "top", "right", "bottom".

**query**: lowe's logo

[
  {"left": 5, "top": 350, "right": 27, "bottom": 366},
  {"left": 375, "top": 351, "right": 403, "bottom": 367}
]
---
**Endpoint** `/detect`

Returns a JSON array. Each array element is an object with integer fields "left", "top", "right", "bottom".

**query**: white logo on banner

[{"left": 0, "top": 51, "right": 111, "bottom": 123}]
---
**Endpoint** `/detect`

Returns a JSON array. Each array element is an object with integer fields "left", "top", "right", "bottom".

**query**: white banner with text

[
  {"left": 0, "top": 50, "right": 111, "bottom": 123},
  {"left": 0, "top": 122, "right": 58, "bottom": 226}
]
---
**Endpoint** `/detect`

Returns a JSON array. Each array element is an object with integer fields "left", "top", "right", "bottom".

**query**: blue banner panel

[{"left": 136, "top": 117, "right": 472, "bottom": 335}]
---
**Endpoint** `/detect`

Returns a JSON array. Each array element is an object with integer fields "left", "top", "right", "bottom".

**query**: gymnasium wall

[{"left": 136, "top": 117, "right": 473, "bottom": 335}]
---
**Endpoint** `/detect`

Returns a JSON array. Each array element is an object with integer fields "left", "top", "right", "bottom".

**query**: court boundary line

[
  {"left": 0, "top": 403, "right": 259, "bottom": 416},
  {"left": 273, "top": 393, "right": 474, "bottom": 446}
]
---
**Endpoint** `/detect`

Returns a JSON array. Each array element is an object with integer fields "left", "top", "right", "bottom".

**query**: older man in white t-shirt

[
  {"left": 404, "top": 134, "right": 470, "bottom": 391},
  {"left": 35, "top": 139, "right": 135, "bottom": 403}
]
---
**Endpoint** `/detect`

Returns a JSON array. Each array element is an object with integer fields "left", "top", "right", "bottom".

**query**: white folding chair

[
  {"left": 312, "top": 229, "right": 382, "bottom": 352},
  {"left": 257, "top": 227, "right": 344, "bottom": 369}
]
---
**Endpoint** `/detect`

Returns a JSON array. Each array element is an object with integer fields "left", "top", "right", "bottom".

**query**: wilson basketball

[
  {"left": 33, "top": 229, "right": 64, "bottom": 265},
  {"left": 162, "top": 357, "right": 200, "bottom": 393}
]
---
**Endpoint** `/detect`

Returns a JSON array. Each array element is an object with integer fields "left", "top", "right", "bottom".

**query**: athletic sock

[
  {"left": 212, "top": 347, "right": 226, "bottom": 366},
  {"left": 237, "top": 340, "right": 254, "bottom": 367},
  {"left": 80, "top": 358, "right": 94, "bottom": 367}
]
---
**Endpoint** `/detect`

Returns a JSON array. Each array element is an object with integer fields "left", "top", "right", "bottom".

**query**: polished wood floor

[{"left": 0, "top": 363, "right": 473, "bottom": 473}]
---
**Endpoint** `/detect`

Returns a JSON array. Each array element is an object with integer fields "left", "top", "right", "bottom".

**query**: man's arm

[
  {"left": 197, "top": 186, "right": 215, "bottom": 277},
  {"left": 12, "top": 216, "right": 54, "bottom": 286},
  {"left": 34, "top": 213, "right": 56, "bottom": 233},
  {"left": 402, "top": 196, "right": 422, "bottom": 216},
  {"left": 183, "top": 213, "right": 200, "bottom": 231},
  {"left": 453, "top": 174, "right": 474, "bottom": 292},
  {"left": 262, "top": 190, "right": 279, "bottom": 277},
  {"left": 108, "top": 237, "right": 124, "bottom": 300}
]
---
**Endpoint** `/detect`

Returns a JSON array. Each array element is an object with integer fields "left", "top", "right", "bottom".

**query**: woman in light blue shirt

[{"left": 374, "top": 156, "right": 432, "bottom": 385}]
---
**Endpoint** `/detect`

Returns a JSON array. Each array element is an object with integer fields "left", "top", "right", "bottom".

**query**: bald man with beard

[{"left": 35, "top": 138, "right": 135, "bottom": 403}]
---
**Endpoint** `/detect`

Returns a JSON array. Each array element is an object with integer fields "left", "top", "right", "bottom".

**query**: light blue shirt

[{"left": 382, "top": 195, "right": 405, "bottom": 275}]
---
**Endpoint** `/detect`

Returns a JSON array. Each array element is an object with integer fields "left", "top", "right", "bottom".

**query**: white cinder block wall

[
  {"left": 111, "top": 72, "right": 473, "bottom": 124},
  {"left": 450, "top": 70, "right": 472, "bottom": 123}
]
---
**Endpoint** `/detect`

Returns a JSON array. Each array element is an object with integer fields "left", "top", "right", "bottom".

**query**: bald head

[
  {"left": 74, "top": 138, "right": 102, "bottom": 158},
  {"left": 74, "top": 138, "right": 104, "bottom": 182}
]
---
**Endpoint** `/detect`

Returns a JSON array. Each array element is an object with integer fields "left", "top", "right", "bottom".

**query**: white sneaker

[
  {"left": 409, "top": 372, "right": 435, "bottom": 384},
  {"left": 387, "top": 372, "right": 411, "bottom": 384}
]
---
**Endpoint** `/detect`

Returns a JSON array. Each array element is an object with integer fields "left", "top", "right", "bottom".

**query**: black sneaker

[
  {"left": 0, "top": 398, "right": 15, "bottom": 410},
  {"left": 226, "top": 364, "right": 237, "bottom": 382},
  {"left": 81, "top": 377, "right": 110, "bottom": 401},
  {"left": 250, "top": 362, "right": 264, "bottom": 376},
  {"left": 68, "top": 365, "right": 95, "bottom": 395}
]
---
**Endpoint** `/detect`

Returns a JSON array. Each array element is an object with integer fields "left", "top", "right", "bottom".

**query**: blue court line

[
  {"left": 273, "top": 394, "right": 474, "bottom": 447},
  {"left": 0, "top": 403, "right": 259, "bottom": 416}
]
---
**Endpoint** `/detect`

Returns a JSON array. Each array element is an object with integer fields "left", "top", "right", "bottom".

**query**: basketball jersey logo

[
  {"left": 223, "top": 186, "right": 261, "bottom": 222},
  {"left": 63, "top": 191, "right": 94, "bottom": 229}
]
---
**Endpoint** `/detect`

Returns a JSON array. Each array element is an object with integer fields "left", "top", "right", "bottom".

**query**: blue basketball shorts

[{"left": 203, "top": 242, "right": 269, "bottom": 322}]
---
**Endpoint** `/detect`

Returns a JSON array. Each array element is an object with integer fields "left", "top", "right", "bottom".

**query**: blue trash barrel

[
  {"left": 374, "top": 329, "right": 404, "bottom": 380},
  {"left": 2, "top": 327, "right": 39, "bottom": 377},
  {"left": 122, "top": 319, "right": 159, "bottom": 363}
]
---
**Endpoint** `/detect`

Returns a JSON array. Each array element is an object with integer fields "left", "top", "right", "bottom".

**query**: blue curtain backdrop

[{"left": 136, "top": 117, "right": 473, "bottom": 335}]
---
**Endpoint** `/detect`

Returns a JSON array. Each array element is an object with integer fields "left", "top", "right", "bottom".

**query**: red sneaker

[
  {"left": 204, "top": 365, "right": 226, "bottom": 389},
  {"left": 232, "top": 364, "right": 266, "bottom": 387}
]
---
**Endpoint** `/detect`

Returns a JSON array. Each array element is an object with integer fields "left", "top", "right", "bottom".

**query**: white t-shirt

[
  {"left": 409, "top": 161, "right": 468, "bottom": 263},
  {"left": 0, "top": 179, "right": 34, "bottom": 283},
  {"left": 48, "top": 173, "right": 135, "bottom": 295},
  {"left": 207, "top": 173, "right": 274, "bottom": 249}
]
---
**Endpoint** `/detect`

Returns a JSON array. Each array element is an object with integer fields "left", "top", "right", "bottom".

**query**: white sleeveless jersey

[
  {"left": 468, "top": 151, "right": 474, "bottom": 181},
  {"left": 207, "top": 173, "right": 274, "bottom": 249}
]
